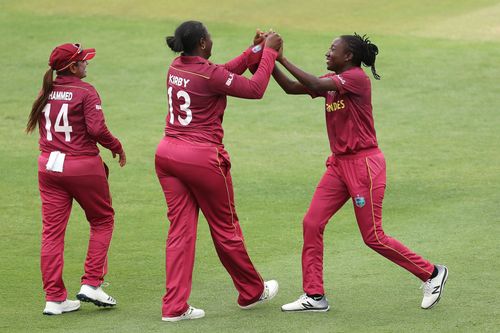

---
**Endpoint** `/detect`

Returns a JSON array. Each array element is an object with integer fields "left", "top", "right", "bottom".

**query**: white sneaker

[
  {"left": 281, "top": 294, "right": 330, "bottom": 312},
  {"left": 162, "top": 306, "right": 205, "bottom": 322},
  {"left": 239, "top": 280, "right": 279, "bottom": 309},
  {"left": 77, "top": 284, "right": 116, "bottom": 307},
  {"left": 43, "top": 299, "right": 80, "bottom": 315},
  {"left": 421, "top": 265, "right": 448, "bottom": 309}
]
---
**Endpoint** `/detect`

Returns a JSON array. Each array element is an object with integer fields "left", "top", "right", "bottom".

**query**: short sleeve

[
  {"left": 331, "top": 68, "right": 369, "bottom": 96},
  {"left": 308, "top": 73, "right": 335, "bottom": 99}
]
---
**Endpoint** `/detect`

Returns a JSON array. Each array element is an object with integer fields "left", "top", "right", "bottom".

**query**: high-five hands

[{"left": 253, "top": 28, "right": 284, "bottom": 56}]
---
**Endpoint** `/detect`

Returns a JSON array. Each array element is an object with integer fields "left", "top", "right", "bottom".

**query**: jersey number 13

[{"left": 167, "top": 87, "right": 192, "bottom": 126}]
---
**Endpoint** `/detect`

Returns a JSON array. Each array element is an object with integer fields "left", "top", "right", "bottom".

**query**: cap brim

[{"left": 80, "top": 48, "right": 96, "bottom": 61}]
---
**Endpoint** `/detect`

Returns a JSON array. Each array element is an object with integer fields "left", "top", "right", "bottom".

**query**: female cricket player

[
  {"left": 27, "top": 43, "right": 126, "bottom": 315},
  {"left": 155, "top": 21, "right": 282, "bottom": 322},
  {"left": 271, "top": 33, "right": 448, "bottom": 311}
]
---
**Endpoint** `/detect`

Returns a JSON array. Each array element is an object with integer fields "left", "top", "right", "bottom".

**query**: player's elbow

[
  {"left": 248, "top": 86, "right": 265, "bottom": 99},
  {"left": 86, "top": 125, "right": 105, "bottom": 139},
  {"left": 307, "top": 81, "right": 322, "bottom": 92},
  {"left": 87, "top": 128, "right": 100, "bottom": 138}
]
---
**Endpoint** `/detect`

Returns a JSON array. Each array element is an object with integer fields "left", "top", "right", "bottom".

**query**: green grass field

[{"left": 1, "top": 0, "right": 499, "bottom": 332}]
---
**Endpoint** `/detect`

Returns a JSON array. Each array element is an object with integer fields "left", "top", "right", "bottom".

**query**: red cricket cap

[
  {"left": 48, "top": 43, "right": 96, "bottom": 71},
  {"left": 247, "top": 42, "right": 264, "bottom": 74}
]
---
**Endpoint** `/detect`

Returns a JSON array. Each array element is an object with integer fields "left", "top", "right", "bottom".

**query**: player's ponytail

[
  {"left": 341, "top": 33, "right": 381, "bottom": 80},
  {"left": 26, "top": 68, "right": 53, "bottom": 133},
  {"left": 166, "top": 36, "right": 184, "bottom": 52},
  {"left": 165, "top": 20, "right": 207, "bottom": 54}
]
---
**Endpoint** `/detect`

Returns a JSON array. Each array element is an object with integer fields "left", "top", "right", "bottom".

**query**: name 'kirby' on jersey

[
  {"left": 39, "top": 75, "right": 122, "bottom": 156},
  {"left": 164, "top": 47, "right": 279, "bottom": 146}
]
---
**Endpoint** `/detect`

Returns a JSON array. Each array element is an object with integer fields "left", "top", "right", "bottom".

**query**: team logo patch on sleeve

[
  {"left": 96, "top": 105, "right": 102, "bottom": 110},
  {"left": 354, "top": 194, "right": 366, "bottom": 208}
]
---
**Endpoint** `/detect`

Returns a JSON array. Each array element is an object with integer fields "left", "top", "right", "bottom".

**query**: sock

[
  {"left": 429, "top": 266, "right": 438, "bottom": 279},
  {"left": 306, "top": 294, "right": 324, "bottom": 301}
]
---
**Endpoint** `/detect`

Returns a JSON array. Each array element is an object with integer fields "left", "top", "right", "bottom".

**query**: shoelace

[{"left": 420, "top": 280, "right": 432, "bottom": 296}]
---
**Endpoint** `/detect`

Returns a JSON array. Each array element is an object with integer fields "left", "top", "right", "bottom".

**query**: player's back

[
  {"left": 165, "top": 56, "right": 227, "bottom": 146},
  {"left": 39, "top": 75, "right": 100, "bottom": 155}
]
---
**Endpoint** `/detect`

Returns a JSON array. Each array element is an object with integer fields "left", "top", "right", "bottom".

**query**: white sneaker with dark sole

[
  {"left": 281, "top": 294, "right": 330, "bottom": 312},
  {"left": 239, "top": 280, "right": 279, "bottom": 309},
  {"left": 162, "top": 306, "right": 205, "bottom": 322},
  {"left": 421, "top": 264, "right": 448, "bottom": 309},
  {"left": 43, "top": 299, "right": 80, "bottom": 315},
  {"left": 77, "top": 284, "right": 116, "bottom": 307}
]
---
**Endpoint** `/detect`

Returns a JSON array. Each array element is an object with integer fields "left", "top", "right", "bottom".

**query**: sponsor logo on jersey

[
  {"left": 169, "top": 74, "right": 190, "bottom": 88},
  {"left": 48, "top": 91, "right": 73, "bottom": 101},
  {"left": 354, "top": 195, "right": 365, "bottom": 208},
  {"left": 325, "top": 99, "right": 345, "bottom": 112},
  {"left": 225, "top": 73, "right": 234, "bottom": 87}
]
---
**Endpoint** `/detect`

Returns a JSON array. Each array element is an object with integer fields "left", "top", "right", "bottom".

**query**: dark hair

[
  {"left": 341, "top": 33, "right": 381, "bottom": 80},
  {"left": 26, "top": 68, "right": 54, "bottom": 133},
  {"left": 166, "top": 21, "right": 207, "bottom": 54}
]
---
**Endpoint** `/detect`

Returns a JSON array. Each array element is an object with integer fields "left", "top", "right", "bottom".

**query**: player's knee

[
  {"left": 362, "top": 230, "right": 388, "bottom": 250},
  {"left": 88, "top": 215, "right": 114, "bottom": 229},
  {"left": 303, "top": 214, "right": 324, "bottom": 234},
  {"left": 362, "top": 232, "right": 379, "bottom": 249}
]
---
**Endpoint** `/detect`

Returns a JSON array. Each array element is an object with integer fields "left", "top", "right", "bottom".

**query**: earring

[{"left": 201, "top": 45, "right": 205, "bottom": 50}]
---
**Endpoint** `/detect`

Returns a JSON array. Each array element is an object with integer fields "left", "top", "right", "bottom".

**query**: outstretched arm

[
  {"left": 223, "top": 29, "right": 265, "bottom": 75},
  {"left": 278, "top": 56, "right": 337, "bottom": 93},
  {"left": 272, "top": 65, "right": 309, "bottom": 95},
  {"left": 210, "top": 33, "right": 282, "bottom": 99}
]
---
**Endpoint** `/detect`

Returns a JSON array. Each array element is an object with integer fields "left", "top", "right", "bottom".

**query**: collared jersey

[
  {"left": 164, "top": 47, "right": 278, "bottom": 146},
  {"left": 38, "top": 75, "right": 122, "bottom": 156},
  {"left": 312, "top": 67, "right": 378, "bottom": 155}
]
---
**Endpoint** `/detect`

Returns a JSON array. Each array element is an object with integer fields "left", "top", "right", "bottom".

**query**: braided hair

[{"left": 341, "top": 33, "right": 381, "bottom": 80}]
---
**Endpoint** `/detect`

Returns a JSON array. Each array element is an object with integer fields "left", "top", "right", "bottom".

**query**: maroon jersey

[
  {"left": 313, "top": 67, "right": 378, "bottom": 155},
  {"left": 164, "top": 47, "right": 278, "bottom": 146},
  {"left": 38, "top": 76, "right": 122, "bottom": 156}
]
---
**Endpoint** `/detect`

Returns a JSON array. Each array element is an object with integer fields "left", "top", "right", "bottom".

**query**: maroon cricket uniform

[
  {"left": 38, "top": 75, "right": 122, "bottom": 301},
  {"left": 155, "top": 46, "right": 278, "bottom": 317},
  {"left": 303, "top": 67, "right": 434, "bottom": 295}
]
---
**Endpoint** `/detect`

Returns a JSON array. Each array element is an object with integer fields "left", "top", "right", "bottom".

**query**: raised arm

[
  {"left": 209, "top": 33, "right": 282, "bottom": 99},
  {"left": 223, "top": 48, "right": 252, "bottom": 75},
  {"left": 278, "top": 56, "right": 337, "bottom": 93},
  {"left": 272, "top": 65, "right": 310, "bottom": 95},
  {"left": 223, "top": 29, "right": 265, "bottom": 75}
]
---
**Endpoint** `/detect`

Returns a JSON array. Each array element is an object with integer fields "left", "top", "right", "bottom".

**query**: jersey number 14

[
  {"left": 43, "top": 103, "right": 73, "bottom": 142},
  {"left": 168, "top": 87, "right": 192, "bottom": 126}
]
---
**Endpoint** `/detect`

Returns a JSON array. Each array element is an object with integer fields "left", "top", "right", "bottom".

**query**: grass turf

[{"left": 0, "top": 1, "right": 499, "bottom": 332}]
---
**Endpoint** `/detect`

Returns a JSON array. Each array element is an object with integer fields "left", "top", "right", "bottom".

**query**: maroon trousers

[
  {"left": 302, "top": 148, "right": 435, "bottom": 295},
  {"left": 155, "top": 138, "right": 264, "bottom": 317},
  {"left": 38, "top": 153, "right": 114, "bottom": 302}
]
